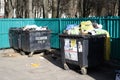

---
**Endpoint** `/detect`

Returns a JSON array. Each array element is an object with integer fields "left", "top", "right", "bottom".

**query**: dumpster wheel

[
  {"left": 81, "top": 67, "right": 87, "bottom": 75},
  {"left": 13, "top": 49, "right": 20, "bottom": 53},
  {"left": 63, "top": 63, "right": 69, "bottom": 70},
  {"left": 28, "top": 52, "right": 34, "bottom": 57},
  {"left": 20, "top": 51, "right": 26, "bottom": 55}
]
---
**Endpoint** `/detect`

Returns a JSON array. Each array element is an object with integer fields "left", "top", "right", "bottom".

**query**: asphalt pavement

[{"left": 0, "top": 49, "right": 119, "bottom": 80}]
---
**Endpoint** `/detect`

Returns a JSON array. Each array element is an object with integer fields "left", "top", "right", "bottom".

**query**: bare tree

[
  {"left": 52, "top": 0, "right": 58, "bottom": 18},
  {"left": 105, "top": 0, "right": 118, "bottom": 16},
  {"left": 43, "top": 0, "right": 49, "bottom": 18},
  {"left": 59, "top": 0, "right": 78, "bottom": 18},
  {"left": 68, "top": 0, "right": 78, "bottom": 17},
  {"left": 4, "top": 0, "right": 16, "bottom": 18},
  {"left": 16, "top": 0, "right": 26, "bottom": 18},
  {"left": 3, "top": 0, "right": 120, "bottom": 18},
  {"left": 79, "top": 0, "right": 83, "bottom": 17},
  {"left": 83, "top": 0, "right": 118, "bottom": 17},
  {"left": 28, "top": 0, "right": 33, "bottom": 18},
  {"left": 114, "top": 0, "right": 119, "bottom": 16},
  {"left": 118, "top": 0, "right": 120, "bottom": 16},
  {"left": 33, "top": 0, "right": 42, "bottom": 18},
  {"left": 90, "top": 0, "right": 105, "bottom": 16}
]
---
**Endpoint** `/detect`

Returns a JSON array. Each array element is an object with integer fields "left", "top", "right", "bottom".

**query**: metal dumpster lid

[{"left": 59, "top": 34, "right": 106, "bottom": 39}]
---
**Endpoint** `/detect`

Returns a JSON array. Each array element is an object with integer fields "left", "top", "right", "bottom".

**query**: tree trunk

[
  {"left": 28, "top": 0, "right": 33, "bottom": 18},
  {"left": 4, "top": 0, "right": 16, "bottom": 18},
  {"left": 68, "top": 0, "right": 73, "bottom": 17},
  {"left": 118, "top": 0, "right": 120, "bottom": 16},
  {"left": 43, "top": 0, "right": 48, "bottom": 18},
  {"left": 52, "top": 0, "right": 58, "bottom": 18},
  {"left": 16, "top": 0, "right": 23, "bottom": 18},
  {"left": 80, "top": 0, "right": 84, "bottom": 17},
  {"left": 66, "top": 0, "right": 78, "bottom": 18},
  {"left": 79, "top": 0, "right": 92, "bottom": 17}
]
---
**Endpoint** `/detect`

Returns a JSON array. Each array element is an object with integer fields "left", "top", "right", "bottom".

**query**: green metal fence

[{"left": 0, "top": 17, "right": 120, "bottom": 60}]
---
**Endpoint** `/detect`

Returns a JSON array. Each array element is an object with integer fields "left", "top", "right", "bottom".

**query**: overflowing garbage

[
  {"left": 63, "top": 21, "right": 110, "bottom": 61},
  {"left": 22, "top": 25, "right": 48, "bottom": 31},
  {"left": 9, "top": 24, "right": 51, "bottom": 57},
  {"left": 64, "top": 20, "right": 110, "bottom": 36}
]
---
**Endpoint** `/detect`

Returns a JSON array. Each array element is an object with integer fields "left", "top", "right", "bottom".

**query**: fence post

[{"left": 59, "top": 18, "right": 62, "bottom": 34}]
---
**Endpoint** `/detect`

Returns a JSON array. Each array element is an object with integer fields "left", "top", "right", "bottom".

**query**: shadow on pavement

[
  {"left": 43, "top": 49, "right": 63, "bottom": 69},
  {"left": 43, "top": 49, "right": 120, "bottom": 80}
]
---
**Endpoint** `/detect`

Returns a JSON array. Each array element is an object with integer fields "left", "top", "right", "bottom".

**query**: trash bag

[
  {"left": 80, "top": 21, "right": 94, "bottom": 34},
  {"left": 64, "top": 24, "right": 80, "bottom": 35}
]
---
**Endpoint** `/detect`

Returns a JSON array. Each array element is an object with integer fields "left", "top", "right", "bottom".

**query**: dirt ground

[{"left": 0, "top": 48, "right": 119, "bottom": 80}]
